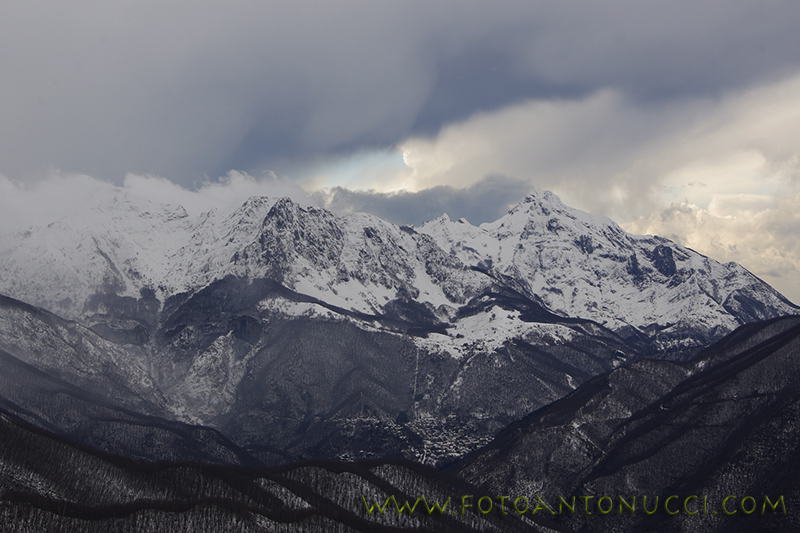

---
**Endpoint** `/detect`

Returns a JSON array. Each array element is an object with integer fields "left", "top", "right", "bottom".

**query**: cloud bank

[
  {"left": 0, "top": 170, "right": 530, "bottom": 236},
  {"left": 624, "top": 193, "right": 800, "bottom": 305},
  {"left": 392, "top": 72, "right": 800, "bottom": 220},
  {"left": 3, "top": 1, "right": 800, "bottom": 183},
  {"left": 313, "top": 174, "right": 533, "bottom": 226}
]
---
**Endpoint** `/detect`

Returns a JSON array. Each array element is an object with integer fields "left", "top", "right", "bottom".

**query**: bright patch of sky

[{"left": 299, "top": 149, "right": 411, "bottom": 193}]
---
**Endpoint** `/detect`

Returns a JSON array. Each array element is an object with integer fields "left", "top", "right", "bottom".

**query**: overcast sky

[{"left": 2, "top": 1, "right": 800, "bottom": 302}]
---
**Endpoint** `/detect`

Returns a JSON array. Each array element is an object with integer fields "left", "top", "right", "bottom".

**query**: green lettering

[
  {"left": 532, "top": 494, "right": 555, "bottom": 515},
  {"left": 580, "top": 496, "right": 594, "bottom": 515},
  {"left": 618, "top": 495, "right": 635, "bottom": 514},
  {"left": 722, "top": 495, "right": 737, "bottom": 515},
  {"left": 683, "top": 495, "right": 698, "bottom": 515},
  {"left": 420, "top": 496, "right": 450, "bottom": 515},
  {"left": 642, "top": 495, "right": 658, "bottom": 515},
  {"left": 361, "top": 495, "right": 394, "bottom": 515},
  {"left": 664, "top": 495, "right": 679, "bottom": 515},
  {"left": 393, "top": 496, "right": 423, "bottom": 514},
  {"left": 558, "top": 495, "right": 575, "bottom": 515},
  {"left": 461, "top": 495, "right": 473, "bottom": 516},
  {"left": 740, "top": 496, "right": 756, "bottom": 515},
  {"left": 496, "top": 496, "right": 509, "bottom": 515},
  {"left": 762, "top": 495, "right": 786, "bottom": 515}
]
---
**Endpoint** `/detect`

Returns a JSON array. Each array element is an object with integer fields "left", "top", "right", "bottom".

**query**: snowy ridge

[
  {"left": 0, "top": 190, "right": 191, "bottom": 317},
  {"left": 418, "top": 190, "right": 798, "bottom": 348},
  {"left": 166, "top": 198, "right": 488, "bottom": 317},
  {"left": 0, "top": 187, "right": 796, "bottom": 352}
]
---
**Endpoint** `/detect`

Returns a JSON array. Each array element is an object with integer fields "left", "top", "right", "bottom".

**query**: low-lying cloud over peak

[
  {"left": 624, "top": 192, "right": 800, "bottom": 305},
  {"left": 3, "top": 168, "right": 799, "bottom": 305}
]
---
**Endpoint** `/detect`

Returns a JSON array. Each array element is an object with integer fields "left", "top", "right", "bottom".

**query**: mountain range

[
  {"left": 2, "top": 190, "right": 792, "bottom": 352},
  {"left": 0, "top": 188, "right": 797, "bottom": 531}
]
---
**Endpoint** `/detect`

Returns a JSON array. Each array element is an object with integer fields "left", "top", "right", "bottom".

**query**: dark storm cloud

[
  {"left": 2, "top": 1, "right": 800, "bottom": 184},
  {"left": 410, "top": 43, "right": 589, "bottom": 136},
  {"left": 314, "top": 174, "right": 533, "bottom": 225}
]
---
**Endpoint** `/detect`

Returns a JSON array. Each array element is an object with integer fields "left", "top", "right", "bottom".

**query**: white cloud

[
  {"left": 391, "top": 72, "right": 800, "bottom": 221},
  {"left": 396, "top": 90, "right": 657, "bottom": 203},
  {"left": 0, "top": 170, "right": 314, "bottom": 244},
  {"left": 122, "top": 171, "right": 311, "bottom": 216},
  {"left": 4, "top": 66, "right": 800, "bottom": 303},
  {"left": 4, "top": 2, "right": 800, "bottom": 183},
  {"left": 623, "top": 194, "right": 800, "bottom": 304}
]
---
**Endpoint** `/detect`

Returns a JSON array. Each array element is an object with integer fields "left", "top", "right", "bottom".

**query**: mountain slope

[
  {"left": 0, "top": 186, "right": 798, "bottom": 531},
  {"left": 2, "top": 314, "right": 798, "bottom": 532},
  {"left": 147, "top": 275, "right": 638, "bottom": 465},
  {"left": 0, "top": 276, "right": 635, "bottom": 466},
  {"left": 454, "top": 315, "right": 800, "bottom": 532},
  {"left": 0, "top": 188, "right": 797, "bottom": 467}
]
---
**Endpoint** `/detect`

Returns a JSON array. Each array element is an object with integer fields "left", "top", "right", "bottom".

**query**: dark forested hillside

[
  {"left": 454, "top": 316, "right": 800, "bottom": 532},
  {"left": 2, "top": 317, "right": 799, "bottom": 532},
  {"left": 0, "top": 406, "right": 548, "bottom": 533}
]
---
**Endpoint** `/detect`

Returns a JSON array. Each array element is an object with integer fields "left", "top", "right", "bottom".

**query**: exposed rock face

[{"left": 418, "top": 190, "right": 798, "bottom": 351}]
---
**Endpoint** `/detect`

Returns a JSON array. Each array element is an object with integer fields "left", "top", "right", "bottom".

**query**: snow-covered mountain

[
  {"left": 0, "top": 187, "right": 797, "bottom": 464},
  {"left": 418, "top": 190, "right": 798, "bottom": 350},
  {"left": 0, "top": 188, "right": 795, "bottom": 352},
  {"left": 0, "top": 190, "right": 192, "bottom": 320},
  {"left": 0, "top": 192, "right": 485, "bottom": 327}
]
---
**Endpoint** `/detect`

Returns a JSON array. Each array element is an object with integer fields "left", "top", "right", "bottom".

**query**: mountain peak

[
  {"left": 421, "top": 189, "right": 613, "bottom": 239},
  {"left": 520, "top": 189, "right": 562, "bottom": 206},
  {"left": 418, "top": 189, "right": 798, "bottom": 348},
  {"left": 236, "top": 196, "right": 274, "bottom": 214}
]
